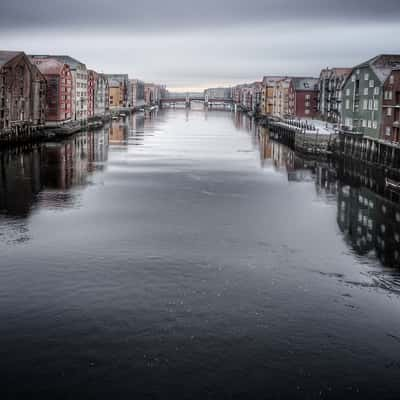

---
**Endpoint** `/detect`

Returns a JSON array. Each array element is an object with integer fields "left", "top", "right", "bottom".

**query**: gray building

[
  {"left": 341, "top": 54, "right": 400, "bottom": 138},
  {"left": 94, "top": 73, "right": 109, "bottom": 117},
  {"left": 128, "top": 79, "right": 145, "bottom": 109},
  {"left": 318, "top": 68, "right": 351, "bottom": 123}
]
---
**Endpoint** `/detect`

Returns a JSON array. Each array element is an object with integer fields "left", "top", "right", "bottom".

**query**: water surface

[{"left": 1, "top": 109, "right": 400, "bottom": 399}]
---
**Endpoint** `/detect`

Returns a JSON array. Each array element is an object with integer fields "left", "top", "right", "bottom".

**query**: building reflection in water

[
  {"left": 128, "top": 113, "right": 145, "bottom": 146},
  {"left": 242, "top": 112, "right": 399, "bottom": 269},
  {"left": 0, "top": 147, "right": 42, "bottom": 217},
  {"left": 338, "top": 185, "right": 400, "bottom": 268},
  {"left": 0, "top": 127, "right": 110, "bottom": 219},
  {"left": 109, "top": 117, "right": 129, "bottom": 147}
]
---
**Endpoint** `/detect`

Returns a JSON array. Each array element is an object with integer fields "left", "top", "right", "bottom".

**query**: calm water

[{"left": 1, "top": 109, "right": 400, "bottom": 399}]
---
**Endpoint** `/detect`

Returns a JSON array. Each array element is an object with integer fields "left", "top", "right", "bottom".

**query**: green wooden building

[{"left": 341, "top": 54, "right": 400, "bottom": 139}]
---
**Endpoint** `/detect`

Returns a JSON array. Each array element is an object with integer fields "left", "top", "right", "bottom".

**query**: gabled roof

[
  {"left": 262, "top": 76, "right": 288, "bottom": 86},
  {"left": 0, "top": 50, "right": 23, "bottom": 67},
  {"left": 319, "top": 68, "right": 352, "bottom": 79},
  {"left": 29, "top": 54, "right": 86, "bottom": 70},
  {"left": 353, "top": 54, "right": 400, "bottom": 83},
  {"left": 33, "top": 58, "right": 66, "bottom": 75},
  {"left": 291, "top": 77, "right": 319, "bottom": 91},
  {"left": 105, "top": 74, "right": 129, "bottom": 83},
  {"left": 109, "top": 79, "right": 122, "bottom": 87}
]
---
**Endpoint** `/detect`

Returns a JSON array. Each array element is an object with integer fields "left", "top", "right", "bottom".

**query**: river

[{"left": 1, "top": 109, "right": 400, "bottom": 399}]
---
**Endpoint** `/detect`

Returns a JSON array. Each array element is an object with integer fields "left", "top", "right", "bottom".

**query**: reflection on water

[
  {"left": 239, "top": 114, "right": 400, "bottom": 270},
  {"left": 0, "top": 129, "right": 109, "bottom": 218},
  {"left": 2, "top": 110, "right": 400, "bottom": 398},
  {"left": 1, "top": 110, "right": 399, "bottom": 270},
  {"left": 338, "top": 185, "right": 400, "bottom": 269}
]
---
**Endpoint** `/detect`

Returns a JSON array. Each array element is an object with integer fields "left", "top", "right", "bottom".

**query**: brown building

[
  {"left": 0, "top": 51, "right": 46, "bottom": 135},
  {"left": 32, "top": 58, "right": 73, "bottom": 124},
  {"left": 261, "top": 76, "right": 288, "bottom": 115},
  {"left": 288, "top": 77, "right": 319, "bottom": 118},
  {"left": 272, "top": 78, "right": 291, "bottom": 118},
  {"left": 109, "top": 79, "right": 124, "bottom": 109},
  {"left": 381, "top": 68, "right": 400, "bottom": 143}
]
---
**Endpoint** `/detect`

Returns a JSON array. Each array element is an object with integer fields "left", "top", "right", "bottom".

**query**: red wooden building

[
  {"left": 381, "top": 68, "right": 400, "bottom": 143},
  {"left": 288, "top": 77, "right": 319, "bottom": 118},
  {"left": 32, "top": 58, "right": 73, "bottom": 124},
  {"left": 87, "top": 69, "right": 97, "bottom": 118}
]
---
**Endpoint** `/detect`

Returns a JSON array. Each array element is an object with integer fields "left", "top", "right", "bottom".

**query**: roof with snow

[
  {"left": 354, "top": 54, "right": 400, "bottom": 83},
  {"left": 29, "top": 55, "right": 86, "bottom": 70},
  {"left": 291, "top": 77, "right": 319, "bottom": 91},
  {"left": 262, "top": 76, "right": 288, "bottom": 86},
  {"left": 33, "top": 58, "right": 67, "bottom": 75}
]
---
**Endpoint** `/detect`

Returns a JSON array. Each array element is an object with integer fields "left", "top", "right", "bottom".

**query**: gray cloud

[{"left": 1, "top": 0, "right": 400, "bottom": 32}]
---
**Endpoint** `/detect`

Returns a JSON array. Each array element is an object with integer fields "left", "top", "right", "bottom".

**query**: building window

[
  {"left": 373, "top": 100, "right": 379, "bottom": 110},
  {"left": 374, "top": 87, "right": 379, "bottom": 95},
  {"left": 362, "top": 119, "right": 367, "bottom": 128},
  {"left": 346, "top": 88, "right": 350, "bottom": 96},
  {"left": 351, "top": 75, "right": 356, "bottom": 82},
  {"left": 363, "top": 88, "right": 369, "bottom": 96},
  {"left": 368, "top": 120, "right": 372, "bottom": 128},
  {"left": 345, "top": 99, "right": 350, "bottom": 110},
  {"left": 369, "top": 80, "right": 374, "bottom": 88},
  {"left": 387, "top": 107, "right": 392, "bottom": 116},
  {"left": 386, "top": 127, "right": 392, "bottom": 136},
  {"left": 390, "top": 75, "right": 394, "bottom": 84},
  {"left": 372, "top": 120, "right": 377, "bottom": 129},
  {"left": 363, "top": 99, "right": 368, "bottom": 110},
  {"left": 368, "top": 99, "right": 373, "bottom": 110},
  {"left": 364, "top": 73, "right": 369, "bottom": 81}
]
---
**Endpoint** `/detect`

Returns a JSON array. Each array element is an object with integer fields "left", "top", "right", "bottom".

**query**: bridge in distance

[{"left": 160, "top": 92, "right": 233, "bottom": 109}]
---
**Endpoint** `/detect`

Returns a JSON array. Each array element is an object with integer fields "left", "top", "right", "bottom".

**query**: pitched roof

[
  {"left": 0, "top": 50, "right": 23, "bottom": 67},
  {"left": 262, "top": 76, "right": 288, "bottom": 86},
  {"left": 33, "top": 58, "right": 66, "bottom": 75},
  {"left": 109, "top": 78, "right": 121, "bottom": 87},
  {"left": 354, "top": 54, "right": 400, "bottom": 83},
  {"left": 319, "top": 68, "right": 352, "bottom": 79},
  {"left": 291, "top": 77, "right": 319, "bottom": 91},
  {"left": 29, "top": 54, "right": 86, "bottom": 69}
]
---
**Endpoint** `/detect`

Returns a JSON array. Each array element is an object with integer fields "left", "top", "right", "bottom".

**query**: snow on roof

[
  {"left": 30, "top": 55, "right": 86, "bottom": 70},
  {"left": 33, "top": 58, "right": 66, "bottom": 75},
  {"left": 262, "top": 76, "right": 288, "bottom": 86},
  {"left": 291, "top": 77, "right": 319, "bottom": 91},
  {"left": 354, "top": 54, "right": 400, "bottom": 83}
]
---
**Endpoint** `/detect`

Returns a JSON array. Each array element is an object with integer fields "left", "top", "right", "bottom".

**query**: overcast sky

[{"left": 1, "top": 0, "right": 400, "bottom": 91}]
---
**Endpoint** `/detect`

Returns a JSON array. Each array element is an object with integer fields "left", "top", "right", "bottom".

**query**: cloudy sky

[{"left": 1, "top": 0, "right": 400, "bottom": 91}]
